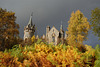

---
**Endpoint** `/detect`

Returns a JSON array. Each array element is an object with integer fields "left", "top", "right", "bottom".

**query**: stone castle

[
  {"left": 24, "top": 15, "right": 67, "bottom": 45},
  {"left": 46, "top": 25, "right": 64, "bottom": 45},
  {"left": 24, "top": 14, "right": 35, "bottom": 42}
]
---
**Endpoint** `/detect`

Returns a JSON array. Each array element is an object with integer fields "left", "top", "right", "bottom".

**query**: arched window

[
  {"left": 25, "top": 38, "right": 28, "bottom": 43},
  {"left": 52, "top": 36, "right": 55, "bottom": 42},
  {"left": 53, "top": 29, "right": 54, "bottom": 32}
]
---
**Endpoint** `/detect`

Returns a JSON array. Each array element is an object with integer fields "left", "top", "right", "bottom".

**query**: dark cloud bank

[{"left": 0, "top": 0, "right": 100, "bottom": 47}]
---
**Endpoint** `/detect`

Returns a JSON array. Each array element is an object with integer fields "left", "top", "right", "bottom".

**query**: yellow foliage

[
  {"left": 85, "top": 45, "right": 95, "bottom": 57},
  {"left": 47, "top": 46, "right": 84, "bottom": 67},
  {"left": 67, "top": 10, "right": 90, "bottom": 47},
  {"left": 0, "top": 42, "right": 95, "bottom": 67},
  {"left": 31, "top": 35, "right": 35, "bottom": 43}
]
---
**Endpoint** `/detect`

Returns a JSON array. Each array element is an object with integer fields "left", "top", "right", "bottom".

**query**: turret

[
  {"left": 46, "top": 25, "right": 50, "bottom": 34},
  {"left": 46, "top": 26, "right": 50, "bottom": 37},
  {"left": 60, "top": 21, "right": 63, "bottom": 31},
  {"left": 46, "top": 25, "right": 50, "bottom": 42},
  {"left": 28, "top": 13, "right": 33, "bottom": 27},
  {"left": 24, "top": 13, "right": 35, "bottom": 41},
  {"left": 36, "top": 35, "right": 39, "bottom": 40},
  {"left": 42, "top": 34, "right": 45, "bottom": 39},
  {"left": 60, "top": 21, "right": 64, "bottom": 38},
  {"left": 64, "top": 33, "right": 68, "bottom": 39}
]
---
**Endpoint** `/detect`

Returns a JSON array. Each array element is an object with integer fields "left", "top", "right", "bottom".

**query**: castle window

[
  {"left": 53, "top": 29, "right": 54, "bottom": 32},
  {"left": 52, "top": 36, "right": 55, "bottom": 42}
]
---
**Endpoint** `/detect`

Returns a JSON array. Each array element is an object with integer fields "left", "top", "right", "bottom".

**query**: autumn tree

[
  {"left": 66, "top": 10, "right": 90, "bottom": 47},
  {"left": 0, "top": 8, "right": 21, "bottom": 51},
  {"left": 90, "top": 8, "right": 100, "bottom": 40}
]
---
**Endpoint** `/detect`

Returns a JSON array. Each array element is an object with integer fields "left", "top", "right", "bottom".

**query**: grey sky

[{"left": 0, "top": 0, "right": 100, "bottom": 47}]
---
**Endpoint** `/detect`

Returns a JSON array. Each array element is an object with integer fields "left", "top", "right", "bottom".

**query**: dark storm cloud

[{"left": 0, "top": 0, "right": 100, "bottom": 47}]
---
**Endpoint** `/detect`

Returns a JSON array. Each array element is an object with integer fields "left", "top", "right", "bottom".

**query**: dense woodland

[{"left": 0, "top": 8, "right": 100, "bottom": 67}]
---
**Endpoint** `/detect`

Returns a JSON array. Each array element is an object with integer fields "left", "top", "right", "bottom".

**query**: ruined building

[
  {"left": 45, "top": 23, "right": 66, "bottom": 45},
  {"left": 23, "top": 15, "right": 67, "bottom": 44}
]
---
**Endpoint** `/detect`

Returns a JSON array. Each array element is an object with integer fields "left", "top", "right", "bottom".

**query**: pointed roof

[
  {"left": 51, "top": 26, "right": 59, "bottom": 32},
  {"left": 60, "top": 21, "right": 63, "bottom": 30},
  {"left": 42, "top": 34, "right": 45, "bottom": 39},
  {"left": 47, "top": 25, "right": 50, "bottom": 28},
  {"left": 28, "top": 13, "right": 33, "bottom": 26},
  {"left": 36, "top": 35, "right": 39, "bottom": 39}
]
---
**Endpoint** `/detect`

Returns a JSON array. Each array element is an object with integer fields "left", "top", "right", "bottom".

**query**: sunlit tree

[{"left": 66, "top": 10, "right": 90, "bottom": 47}]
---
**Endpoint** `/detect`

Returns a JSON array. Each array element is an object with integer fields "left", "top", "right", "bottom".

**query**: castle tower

[
  {"left": 60, "top": 21, "right": 63, "bottom": 30},
  {"left": 46, "top": 25, "right": 50, "bottom": 34},
  {"left": 24, "top": 13, "right": 35, "bottom": 42},
  {"left": 60, "top": 21, "right": 64, "bottom": 38},
  {"left": 64, "top": 33, "right": 68, "bottom": 39},
  {"left": 60, "top": 21, "right": 64, "bottom": 44},
  {"left": 46, "top": 26, "right": 50, "bottom": 41},
  {"left": 36, "top": 35, "right": 39, "bottom": 40}
]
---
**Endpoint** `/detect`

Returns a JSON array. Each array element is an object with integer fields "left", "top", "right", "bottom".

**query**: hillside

[{"left": 0, "top": 39, "right": 100, "bottom": 67}]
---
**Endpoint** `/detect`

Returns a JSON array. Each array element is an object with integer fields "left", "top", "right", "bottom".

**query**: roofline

[{"left": 48, "top": 26, "right": 59, "bottom": 33}]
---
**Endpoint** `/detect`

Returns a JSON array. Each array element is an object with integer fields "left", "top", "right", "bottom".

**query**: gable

[
  {"left": 48, "top": 26, "right": 59, "bottom": 37},
  {"left": 49, "top": 26, "right": 59, "bottom": 32}
]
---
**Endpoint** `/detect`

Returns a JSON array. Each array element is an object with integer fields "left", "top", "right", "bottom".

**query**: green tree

[
  {"left": 0, "top": 8, "right": 20, "bottom": 51},
  {"left": 66, "top": 10, "right": 90, "bottom": 47},
  {"left": 90, "top": 8, "right": 100, "bottom": 39}
]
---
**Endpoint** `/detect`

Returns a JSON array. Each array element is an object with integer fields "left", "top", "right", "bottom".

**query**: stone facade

[
  {"left": 46, "top": 24, "right": 65, "bottom": 45},
  {"left": 23, "top": 15, "right": 67, "bottom": 44},
  {"left": 24, "top": 15, "right": 35, "bottom": 42}
]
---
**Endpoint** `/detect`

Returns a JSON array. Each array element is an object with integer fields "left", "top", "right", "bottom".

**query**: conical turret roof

[
  {"left": 60, "top": 21, "right": 63, "bottom": 30},
  {"left": 28, "top": 13, "right": 33, "bottom": 26}
]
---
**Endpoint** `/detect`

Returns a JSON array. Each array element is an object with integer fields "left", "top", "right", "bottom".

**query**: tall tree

[
  {"left": 90, "top": 8, "right": 100, "bottom": 40},
  {"left": 0, "top": 8, "right": 20, "bottom": 51},
  {"left": 66, "top": 10, "right": 90, "bottom": 47}
]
